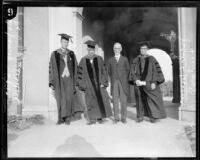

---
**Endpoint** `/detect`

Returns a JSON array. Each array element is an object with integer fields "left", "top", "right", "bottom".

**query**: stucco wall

[{"left": 23, "top": 7, "right": 49, "bottom": 113}]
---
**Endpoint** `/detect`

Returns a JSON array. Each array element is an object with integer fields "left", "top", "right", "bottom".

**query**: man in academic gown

[
  {"left": 77, "top": 40, "right": 112, "bottom": 125},
  {"left": 129, "top": 41, "right": 167, "bottom": 123},
  {"left": 107, "top": 42, "right": 130, "bottom": 124},
  {"left": 49, "top": 33, "right": 83, "bottom": 125}
]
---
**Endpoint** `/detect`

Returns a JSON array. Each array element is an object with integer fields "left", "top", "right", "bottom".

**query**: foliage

[
  {"left": 184, "top": 125, "right": 196, "bottom": 156},
  {"left": 7, "top": 114, "right": 45, "bottom": 131}
]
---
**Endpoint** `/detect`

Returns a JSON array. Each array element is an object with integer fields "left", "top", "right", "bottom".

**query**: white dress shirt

[{"left": 115, "top": 54, "right": 120, "bottom": 62}]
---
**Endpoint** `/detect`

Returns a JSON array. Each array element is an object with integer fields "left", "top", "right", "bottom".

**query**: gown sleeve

[
  {"left": 77, "top": 59, "right": 87, "bottom": 91},
  {"left": 71, "top": 51, "right": 78, "bottom": 92},
  {"left": 49, "top": 52, "right": 55, "bottom": 89},
  {"left": 151, "top": 56, "right": 165, "bottom": 85}
]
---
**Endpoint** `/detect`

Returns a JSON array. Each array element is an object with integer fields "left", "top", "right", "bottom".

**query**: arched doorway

[{"left": 82, "top": 7, "right": 180, "bottom": 103}]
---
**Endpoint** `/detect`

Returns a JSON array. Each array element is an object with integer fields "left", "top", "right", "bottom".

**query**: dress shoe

[
  {"left": 150, "top": 117, "right": 156, "bottom": 123},
  {"left": 56, "top": 119, "right": 64, "bottom": 125},
  {"left": 97, "top": 119, "right": 104, "bottom": 124},
  {"left": 121, "top": 119, "right": 127, "bottom": 124},
  {"left": 113, "top": 119, "right": 120, "bottom": 124},
  {"left": 56, "top": 121, "right": 63, "bottom": 125},
  {"left": 136, "top": 117, "right": 144, "bottom": 123},
  {"left": 65, "top": 118, "right": 71, "bottom": 125},
  {"left": 87, "top": 120, "right": 96, "bottom": 125}
]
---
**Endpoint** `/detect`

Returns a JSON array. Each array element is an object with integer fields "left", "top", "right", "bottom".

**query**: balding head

[
  {"left": 113, "top": 42, "right": 122, "bottom": 55},
  {"left": 114, "top": 42, "right": 122, "bottom": 49}
]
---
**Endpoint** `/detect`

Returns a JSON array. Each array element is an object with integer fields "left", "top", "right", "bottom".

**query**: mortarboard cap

[
  {"left": 85, "top": 40, "right": 96, "bottom": 49},
  {"left": 58, "top": 33, "right": 73, "bottom": 42},
  {"left": 138, "top": 40, "right": 150, "bottom": 47}
]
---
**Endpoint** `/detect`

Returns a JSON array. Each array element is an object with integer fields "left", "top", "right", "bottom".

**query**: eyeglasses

[{"left": 140, "top": 47, "right": 148, "bottom": 50}]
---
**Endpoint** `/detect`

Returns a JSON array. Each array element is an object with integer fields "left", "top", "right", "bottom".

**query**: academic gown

[
  {"left": 77, "top": 54, "right": 112, "bottom": 120},
  {"left": 129, "top": 55, "right": 167, "bottom": 119},
  {"left": 49, "top": 48, "right": 83, "bottom": 122}
]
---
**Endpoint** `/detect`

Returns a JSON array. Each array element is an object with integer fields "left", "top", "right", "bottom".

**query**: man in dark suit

[{"left": 107, "top": 42, "right": 130, "bottom": 124}]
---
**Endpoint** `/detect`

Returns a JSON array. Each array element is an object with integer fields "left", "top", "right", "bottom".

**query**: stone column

[
  {"left": 172, "top": 57, "right": 180, "bottom": 103},
  {"left": 178, "top": 8, "right": 196, "bottom": 122},
  {"left": 17, "top": 7, "right": 24, "bottom": 115},
  {"left": 7, "top": 8, "right": 20, "bottom": 115},
  {"left": 72, "top": 8, "right": 87, "bottom": 119},
  {"left": 73, "top": 8, "right": 84, "bottom": 62},
  {"left": 23, "top": 7, "right": 49, "bottom": 117}
]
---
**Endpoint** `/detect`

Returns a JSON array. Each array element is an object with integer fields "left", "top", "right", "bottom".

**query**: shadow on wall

[{"left": 52, "top": 135, "right": 102, "bottom": 157}]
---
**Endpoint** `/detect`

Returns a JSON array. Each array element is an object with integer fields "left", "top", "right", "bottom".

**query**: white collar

[
  {"left": 115, "top": 54, "right": 120, "bottom": 58},
  {"left": 59, "top": 48, "right": 70, "bottom": 54}
]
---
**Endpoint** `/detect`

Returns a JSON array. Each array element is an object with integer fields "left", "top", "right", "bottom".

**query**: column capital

[{"left": 73, "top": 11, "right": 84, "bottom": 21}]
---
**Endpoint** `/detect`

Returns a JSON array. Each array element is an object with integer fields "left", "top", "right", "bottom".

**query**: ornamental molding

[{"left": 73, "top": 11, "right": 85, "bottom": 21}]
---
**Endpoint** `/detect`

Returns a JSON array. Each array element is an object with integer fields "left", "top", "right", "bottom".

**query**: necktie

[
  {"left": 62, "top": 54, "right": 70, "bottom": 78},
  {"left": 115, "top": 56, "right": 119, "bottom": 62}
]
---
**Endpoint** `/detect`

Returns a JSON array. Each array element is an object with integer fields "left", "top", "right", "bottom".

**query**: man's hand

[
  {"left": 51, "top": 86, "right": 55, "bottom": 90},
  {"left": 140, "top": 81, "right": 146, "bottom": 86},
  {"left": 136, "top": 80, "right": 146, "bottom": 86},
  {"left": 100, "top": 84, "right": 105, "bottom": 88},
  {"left": 51, "top": 89, "right": 56, "bottom": 98},
  {"left": 151, "top": 83, "right": 156, "bottom": 90},
  {"left": 136, "top": 80, "right": 141, "bottom": 86}
]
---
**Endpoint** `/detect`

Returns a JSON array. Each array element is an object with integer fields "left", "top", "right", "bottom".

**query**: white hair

[{"left": 113, "top": 42, "right": 122, "bottom": 49}]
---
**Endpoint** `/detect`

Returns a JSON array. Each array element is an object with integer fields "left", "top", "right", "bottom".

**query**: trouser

[
  {"left": 134, "top": 86, "right": 151, "bottom": 118},
  {"left": 80, "top": 90, "right": 89, "bottom": 121},
  {"left": 113, "top": 80, "right": 127, "bottom": 120}
]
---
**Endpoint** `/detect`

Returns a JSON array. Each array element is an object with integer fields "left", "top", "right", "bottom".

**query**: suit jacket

[{"left": 107, "top": 55, "right": 130, "bottom": 96}]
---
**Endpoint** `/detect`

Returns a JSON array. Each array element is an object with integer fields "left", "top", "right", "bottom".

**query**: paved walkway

[{"left": 8, "top": 102, "right": 194, "bottom": 158}]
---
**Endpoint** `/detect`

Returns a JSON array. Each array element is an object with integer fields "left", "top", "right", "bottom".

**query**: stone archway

[
  {"left": 82, "top": 7, "right": 180, "bottom": 104},
  {"left": 82, "top": 7, "right": 197, "bottom": 122}
]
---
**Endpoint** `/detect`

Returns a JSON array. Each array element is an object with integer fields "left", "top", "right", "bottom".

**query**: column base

[
  {"left": 179, "top": 107, "right": 196, "bottom": 122},
  {"left": 172, "top": 97, "right": 180, "bottom": 103},
  {"left": 22, "top": 105, "right": 57, "bottom": 121}
]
